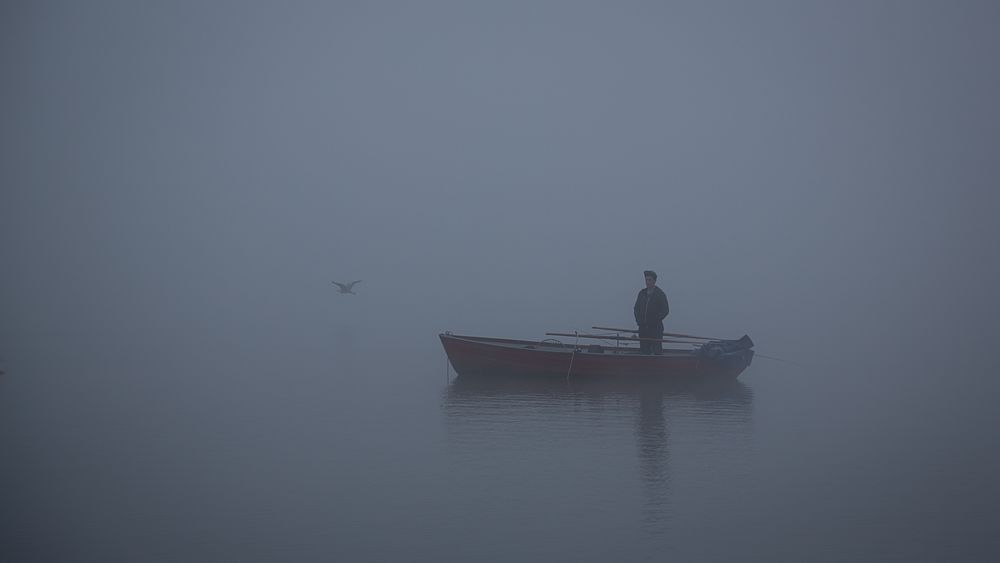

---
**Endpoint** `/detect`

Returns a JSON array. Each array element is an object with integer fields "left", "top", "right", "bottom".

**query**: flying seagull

[{"left": 332, "top": 280, "right": 362, "bottom": 294}]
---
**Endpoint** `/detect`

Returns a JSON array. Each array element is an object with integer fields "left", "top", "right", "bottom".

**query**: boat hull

[{"left": 440, "top": 333, "right": 753, "bottom": 379}]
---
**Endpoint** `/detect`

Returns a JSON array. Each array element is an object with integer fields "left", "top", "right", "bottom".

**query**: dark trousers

[{"left": 638, "top": 323, "right": 663, "bottom": 355}]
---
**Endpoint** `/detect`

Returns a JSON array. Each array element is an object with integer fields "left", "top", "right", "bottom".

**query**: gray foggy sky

[{"left": 2, "top": 1, "right": 999, "bottom": 361}]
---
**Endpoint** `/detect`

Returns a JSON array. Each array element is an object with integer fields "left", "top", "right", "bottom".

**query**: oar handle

[
  {"left": 591, "top": 326, "right": 723, "bottom": 341},
  {"left": 545, "top": 332, "right": 700, "bottom": 345},
  {"left": 591, "top": 326, "right": 639, "bottom": 333}
]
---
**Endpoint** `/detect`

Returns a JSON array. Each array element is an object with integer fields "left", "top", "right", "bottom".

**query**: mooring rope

[
  {"left": 566, "top": 348, "right": 577, "bottom": 380},
  {"left": 565, "top": 330, "right": 582, "bottom": 380}
]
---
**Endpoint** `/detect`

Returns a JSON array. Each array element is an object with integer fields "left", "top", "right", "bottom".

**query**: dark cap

[{"left": 643, "top": 270, "right": 657, "bottom": 280}]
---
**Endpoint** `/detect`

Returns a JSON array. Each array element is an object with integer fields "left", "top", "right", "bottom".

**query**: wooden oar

[
  {"left": 591, "top": 326, "right": 725, "bottom": 341},
  {"left": 545, "top": 332, "right": 700, "bottom": 345}
]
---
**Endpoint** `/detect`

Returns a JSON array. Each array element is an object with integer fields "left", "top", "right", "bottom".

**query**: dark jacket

[{"left": 634, "top": 286, "right": 669, "bottom": 328}]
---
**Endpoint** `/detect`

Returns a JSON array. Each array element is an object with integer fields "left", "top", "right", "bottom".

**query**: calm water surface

[{"left": 1, "top": 329, "right": 997, "bottom": 562}]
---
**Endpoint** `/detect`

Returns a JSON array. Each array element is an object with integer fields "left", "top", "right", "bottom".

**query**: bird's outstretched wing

[{"left": 332, "top": 280, "right": 362, "bottom": 293}]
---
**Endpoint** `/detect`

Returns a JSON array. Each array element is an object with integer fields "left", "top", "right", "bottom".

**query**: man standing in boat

[{"left": 634, "top": 270, "right": 670, "bottom": 355}]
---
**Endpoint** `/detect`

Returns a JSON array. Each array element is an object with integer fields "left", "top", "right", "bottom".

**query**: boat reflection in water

[{"left": 441, "top": 374, "right": 754, "bottom": 533}]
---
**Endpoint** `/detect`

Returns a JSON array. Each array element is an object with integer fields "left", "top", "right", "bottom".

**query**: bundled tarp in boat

[{"left": 698, "top": 335, "right": 754, "bottom": 359}]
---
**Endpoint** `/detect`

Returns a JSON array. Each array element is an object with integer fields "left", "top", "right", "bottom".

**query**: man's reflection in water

[
  {"left": 636, "top": 385, "right": 671, "bottom": 530},
  {"left": 634, "top": 378, "right": 754, "bottom": 532},
  {"left": 442, "top": 375, "right": 753, "bottom": 533}
]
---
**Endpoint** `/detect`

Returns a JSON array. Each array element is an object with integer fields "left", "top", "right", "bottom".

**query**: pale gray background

[{"left": 2, "top": 1, "right": 999, "bottom": 562}]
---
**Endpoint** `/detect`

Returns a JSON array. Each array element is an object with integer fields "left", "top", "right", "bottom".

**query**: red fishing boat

[{"left": 440, "top": 327, "right": 754, "bottom": 379}]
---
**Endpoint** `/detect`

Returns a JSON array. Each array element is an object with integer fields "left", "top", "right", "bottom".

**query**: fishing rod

[
  {"left": 751, "top": 353, "right": 803, "bottom": 366},
  {"left": 592, "top": 326, "right": 798, "bottom": 363},
  {"left": 545, "top": 332, "right": 804, "bottom": 368}
]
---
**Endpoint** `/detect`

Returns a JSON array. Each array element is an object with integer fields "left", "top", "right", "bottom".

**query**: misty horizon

[{"left": 2, "top": 2, "right": 999, "bottom": 562}]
